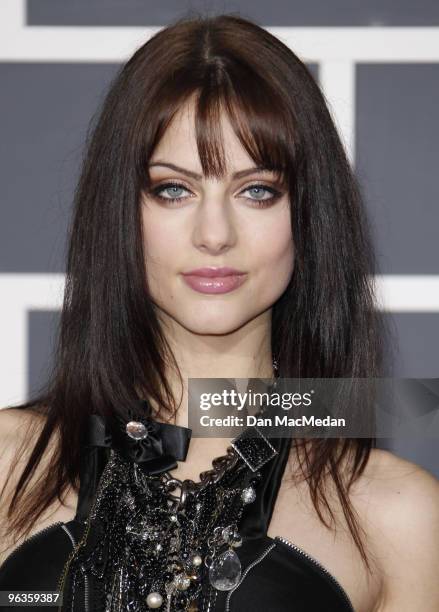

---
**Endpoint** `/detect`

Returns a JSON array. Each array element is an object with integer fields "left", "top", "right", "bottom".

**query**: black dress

[{"left": 0, "top": 416, "right": 355, "bottom": 611}]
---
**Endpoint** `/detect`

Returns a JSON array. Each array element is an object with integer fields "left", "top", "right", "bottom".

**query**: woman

[{"left": 1, "top": 13, "right": 438, "bottom": 612}]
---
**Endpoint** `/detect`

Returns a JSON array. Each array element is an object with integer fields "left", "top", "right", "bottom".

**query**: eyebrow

[{"left": 148, "top": 161, "right": 276, "bottom": 180}]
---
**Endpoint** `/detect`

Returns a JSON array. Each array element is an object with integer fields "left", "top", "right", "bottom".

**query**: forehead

[{"left": 149, "top": 97, "right": 254, "bottom": 174}]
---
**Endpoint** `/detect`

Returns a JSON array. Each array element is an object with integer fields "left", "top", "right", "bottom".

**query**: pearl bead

[
  {"left": 192, "top": 554, "right": 202, "bottom": 567},
  {"left": 146, "top": 592, "right": 163, "bottom": 608}
]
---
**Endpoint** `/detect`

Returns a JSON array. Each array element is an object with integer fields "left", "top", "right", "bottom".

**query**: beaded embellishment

[
  {"left": 58, "top": 367, "right": 280, "bottom": 611},
  {"left": 58, "top": 426, "right": 277, "bottom": 612}
]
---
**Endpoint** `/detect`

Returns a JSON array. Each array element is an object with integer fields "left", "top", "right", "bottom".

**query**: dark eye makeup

[{"left": 147, "top": 181, "right": 284, "bottom": 208}]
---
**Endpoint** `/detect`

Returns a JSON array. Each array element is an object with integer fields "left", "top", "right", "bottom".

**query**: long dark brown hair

[{"left": 1, "top": 13, "right": 392, "bottom": 571}]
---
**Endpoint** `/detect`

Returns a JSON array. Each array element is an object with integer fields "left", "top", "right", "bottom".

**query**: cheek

[
  {"left": 143, "top": 224, "right": 166, "bottom": 263},
  {"left": 253, "top": 216, "right": 294, "bottom": 277},
  {"left": 141, "top": 210, "right": 181, "bottom": 291}
]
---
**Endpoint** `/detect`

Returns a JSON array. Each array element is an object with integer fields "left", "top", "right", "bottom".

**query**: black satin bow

[{"left": 85, "top": 400, "right": 192, "bottom": 475}]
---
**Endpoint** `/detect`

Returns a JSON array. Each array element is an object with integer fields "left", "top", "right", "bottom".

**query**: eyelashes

[{"left": 148, "top": 181, "right": 283, "bottom": 208}]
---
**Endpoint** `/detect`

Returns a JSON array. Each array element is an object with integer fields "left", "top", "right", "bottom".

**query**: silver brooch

[{"left": 126, "top": 420, "right": 149, "bottom": 440}]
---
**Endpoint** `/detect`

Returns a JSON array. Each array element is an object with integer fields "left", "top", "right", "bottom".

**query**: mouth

[
  {"left": 181, "top": 267, "right": 247, "bottom": 295},
  {"left": 182, "top": 266, "right": 246, "bottom": 277}
]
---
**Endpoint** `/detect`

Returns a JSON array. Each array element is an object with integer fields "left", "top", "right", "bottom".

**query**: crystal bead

[
  {"left": 126, "top": 522, "right": 160, "bottom": 540},
  {"left": 174, "top": 573, "right": 191, "bottom": 590},
  {"left": 221, "top": 525, "right": 236, "bottom": 544},
  {"left": 241, "top": 486, "right": 256, "bottom": 504},
  {"left": 208, "top": 549, "right": 241, "bottom": 591},
  {"left": 126, "top": 420, "right": 148, "bottom": 440}
]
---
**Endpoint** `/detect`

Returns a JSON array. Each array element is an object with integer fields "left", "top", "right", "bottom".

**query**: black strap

[
  {"left": 239, "top": 436, "right": 293, "bottom": 539},
  {"left": 74, "top": 445, "right": 109, "bottom": 522}
]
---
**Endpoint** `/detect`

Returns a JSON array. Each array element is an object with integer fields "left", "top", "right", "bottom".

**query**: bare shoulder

[
  {"left": 0, "top": 406, "right": 45, "bottom": 439},
  {"left": 351, "top": 447, "right": 439, "bottom": 538},
  {"left": 0, "top": 407, "right": 48, "bottom": 499},
  {"left": 0, "top": 406, "right": 43, "bottom": 454},
  {"left": 0, "top": 407, "right": 47, "bottom": 466},
  {"left": 0, "top": 407, "right": 69, "bottom": 565},
  {"left": 352, "top": 447, "right": 439, "bottom": 611},
  {"left": 353, "top": 446, "right": 439, "bottom": 508}
]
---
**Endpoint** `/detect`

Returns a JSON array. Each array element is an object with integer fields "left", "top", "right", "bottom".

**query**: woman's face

[{"left": 141, "top": 99, "right": 294, "bottom": 336}]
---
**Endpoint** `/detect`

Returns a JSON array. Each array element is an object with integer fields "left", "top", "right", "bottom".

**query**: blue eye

[
  {"left": 241, "top": 184, "right": 283, "bottom": 208},
  {"left": 154, "top": 184, "right": 190, "bottom": 200},
  {"left": 244, "top": 186, "right": 274, "bottom": 201},
  {"left": 150, "top": 181, "right": 282, "bottom": 208}
]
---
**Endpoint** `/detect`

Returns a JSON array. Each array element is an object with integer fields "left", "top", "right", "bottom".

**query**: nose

[{"left": 192, "top": 193, "right": 237, "bottom": 254}]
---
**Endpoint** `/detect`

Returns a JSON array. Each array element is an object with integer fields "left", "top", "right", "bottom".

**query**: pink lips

[{"left": 181, "top": 267, "right": 247, "bottom": 294}]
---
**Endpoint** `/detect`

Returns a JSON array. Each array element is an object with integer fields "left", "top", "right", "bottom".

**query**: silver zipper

[
  {"left": 62, "top": 524, "right": 90, "bottom": 612},
  {"left": 0, "top": 521, "right": 63, "bottom": 572},
  {"left": 225, "top": 542, "right": 276, "bottom": 611},
  {"left": 275, "top": 536, "right": 355, "bottom": 612}
]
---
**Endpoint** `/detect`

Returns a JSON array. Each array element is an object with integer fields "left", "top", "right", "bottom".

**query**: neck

[{"left": 149, "top": 308, "right": 276, "bottom": 427}]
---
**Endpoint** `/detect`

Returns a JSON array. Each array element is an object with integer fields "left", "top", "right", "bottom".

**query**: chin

[{"left": 178, "top": 310, "right": 252, "bottom": 335}]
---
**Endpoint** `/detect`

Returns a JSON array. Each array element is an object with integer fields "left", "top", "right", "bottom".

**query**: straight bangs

[{"left": 136, "top": 59, "right": 297, "bottom": 192}]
